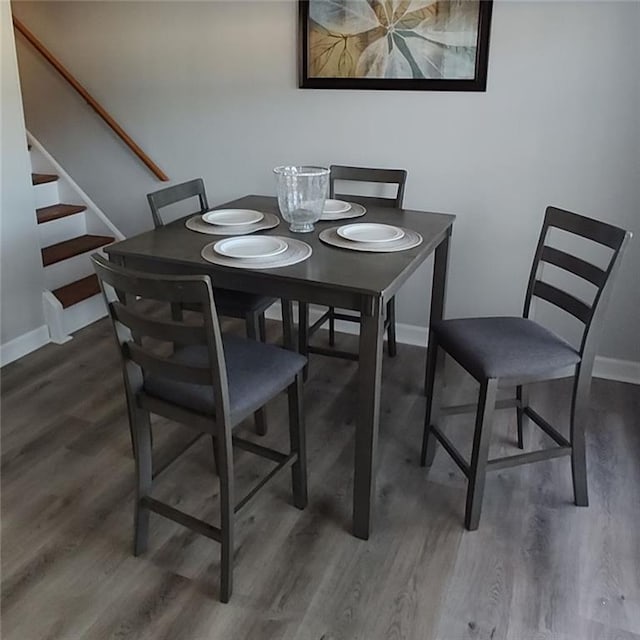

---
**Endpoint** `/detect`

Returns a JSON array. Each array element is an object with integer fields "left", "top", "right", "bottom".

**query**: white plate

[
  {"left": 319, "top": 227, "right": 423, "bottom": 253},
  {"left": 202, "top": 237, "right": 312, "bottom": 269},
  {"left": 323, "top": 199, "right": 351, "bottom": 215},
  {"left": 214, "top": 236, "right": 288, "bottom": 259},
  {"left": 337, "top": 223, "right": 405, "bottom": 243},
  {"left": 202, "top": 209, "right": 264, "bottom": 226},
  {"left": 186, "top": 212, "right": 280, "bottom": 236}
]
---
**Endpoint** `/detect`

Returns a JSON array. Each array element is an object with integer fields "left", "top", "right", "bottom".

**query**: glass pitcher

[{"left": 273, "top": 165, "right": 330, "bottom": 233}]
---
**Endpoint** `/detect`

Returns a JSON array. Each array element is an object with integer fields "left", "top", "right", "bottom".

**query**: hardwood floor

[{"left": 1, "top": 318, "right": 639, "bottom": 640}]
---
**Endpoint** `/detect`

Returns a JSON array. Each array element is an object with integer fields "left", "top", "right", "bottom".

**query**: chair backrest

[
  {"left": 329, "top": 165, "right": 407, "bottom": 209},
  {"left": 147, "top": 178, "right": 209, "bottom": 228},
  {"left": 91, "top": 254, "right": 231, "bottom": 428},
  {"left": 524, "top": 206, "right": 631, "bottom": 361}
]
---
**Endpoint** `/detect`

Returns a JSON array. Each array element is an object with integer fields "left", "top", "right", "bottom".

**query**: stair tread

[
  {"left": 42, "top": 234, "right": 114, "bottom": 266},
  {"left": 32, "top": 173, "right": 58, "bottom": 185},
  {"left": 36, "top": 204, "right": 87, "bottom": 224},
  {"left": 52, "top": 274, "right": 101, "bottom": 309}
]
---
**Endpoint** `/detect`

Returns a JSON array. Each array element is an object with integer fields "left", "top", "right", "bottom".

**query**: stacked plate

[
  {"left": 201, "top": 235, "right": 312, "bottom": 269},
  {"left": 186, "top": 208, "right": 280, "bottom": 235},
  {"left": 320, "top": 199, "right": 366, "bottom": 221},
  {"left": 319, "top": 223, "right": 423, "bottom": 253}
]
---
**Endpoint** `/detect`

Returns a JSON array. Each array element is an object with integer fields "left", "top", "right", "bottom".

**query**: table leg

[
  {"left": 353, "top": 296, "right": 385, "bottom": 540},
  {"left": 298, "top": 302, "right": 309, "bottom": 380},
  {"left": 281, "top": 299, "right": 295, "bottom": 351},
  {"left": 425, "top": 232, "right": 451, "bottom": 395}
]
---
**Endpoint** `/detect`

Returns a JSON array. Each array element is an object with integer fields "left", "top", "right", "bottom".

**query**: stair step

[
  {"left": 32, "top": 173, "right": 58, "bottom": 185},
  {"left": 42, "top": 235, "right": 114, "bottom": 267},
  {"left": 37, "top": 204, "right": 87, "bottom": 224},
  {"left": 52, "top": 274, "right": 101, "bottom": 308}
]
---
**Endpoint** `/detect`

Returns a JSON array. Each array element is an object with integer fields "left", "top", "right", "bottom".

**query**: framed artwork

[{"left": 299, "top": 0, "right": 493, "bottom": 91}]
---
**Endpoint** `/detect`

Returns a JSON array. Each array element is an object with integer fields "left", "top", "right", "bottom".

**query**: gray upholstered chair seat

[
  {"left": 180, "top": 289, "right": 276, "bottom": 317},
  {"left": 145, "top": 335, "right": 306, "bottom": 423},
  {"left": 432, "top": 317, "right": 581, "bottom": 380},
  {"left": 212, "top": 289, "right": 276, "bottom": 316}
]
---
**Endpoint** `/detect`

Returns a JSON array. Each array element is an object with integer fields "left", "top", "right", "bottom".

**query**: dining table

[{"left": 105, "top": 194, "right": 455, "bottom": 540}]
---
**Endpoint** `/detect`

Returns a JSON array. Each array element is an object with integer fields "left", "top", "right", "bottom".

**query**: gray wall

[
  {"left": 1, "top": 0, "right": 45, "bottom": 347},
  {"left": 13, "top": 0, "right": 640, "bottom": 361}
]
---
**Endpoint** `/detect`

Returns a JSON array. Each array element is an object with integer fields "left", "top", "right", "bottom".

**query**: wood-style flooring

[{"left": 1, "top": 318, "right": 639, "bottom": 640}]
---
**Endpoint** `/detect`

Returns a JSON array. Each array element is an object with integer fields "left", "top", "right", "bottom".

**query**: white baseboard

[
  {"left": 265, "top": 303, "right": 639, "bottom": 385},
  {"left": 0, "top": 325, "right": 50, "bottom": 367},
  {"left": 266, "top": 302, "right": 429, "bottom": 345}
]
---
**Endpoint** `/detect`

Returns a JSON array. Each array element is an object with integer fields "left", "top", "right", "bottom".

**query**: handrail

[{"left": 13, "top": 16, "right": 169, "bottom": 182}]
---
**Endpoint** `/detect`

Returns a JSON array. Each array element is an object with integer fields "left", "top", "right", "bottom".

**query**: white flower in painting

[{"left": 309, "top": 0, "right": 379, "bottom": 34}]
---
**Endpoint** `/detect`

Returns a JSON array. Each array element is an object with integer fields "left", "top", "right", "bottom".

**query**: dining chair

[
  {"left": 147, "top": 178, "right": 277, "bottom": 435},
  {"left": 91, "top": 254, "right": 307, "bottom": 602},
  {"left": 298, "top": 165, "right": 407, "bottom": 369},
  {"left": 421, "top": 206, "right": 631, "bottom": 530}
]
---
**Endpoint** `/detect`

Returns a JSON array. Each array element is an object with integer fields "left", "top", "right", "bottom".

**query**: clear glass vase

[{"left": 273, "top": 166, "right": 330, "bottom": 233}]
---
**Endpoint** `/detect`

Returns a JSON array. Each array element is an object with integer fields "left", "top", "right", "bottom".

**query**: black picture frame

[{"left": 299, "top": 0, "right": 493, "bottom": 92}]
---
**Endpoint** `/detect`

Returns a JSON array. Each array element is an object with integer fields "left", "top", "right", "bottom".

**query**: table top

[{"left": 106, "top": 195, "right": 455, "bottom": 306}]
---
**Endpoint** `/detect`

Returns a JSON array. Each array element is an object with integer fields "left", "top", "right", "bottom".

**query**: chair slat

[
  {"left": 97, "top": 260, "right": 211, "bottom": 305},
  {"left": 330, "top": 165, "right": 407, "bottom": 185},
  {"left": 545, "top": 206, "right": 627, "bottom": 249},
  {"left": 111, "top": 301, "right": 207, "bottom": 345},
  {"left": 533, "top": 280, "right": 591, "bottom": 323},
  {"left": 147, "top": 178, "right": 208, "bottom": 228},
  {"left": 329, "top": 165, "right": 407, "bottom": 208},
  {"left": 540, "top": 246, "right": 607, "bottom": 286},
  {"left": 126, "top": 342, "right": 212, "bottom": 385}
]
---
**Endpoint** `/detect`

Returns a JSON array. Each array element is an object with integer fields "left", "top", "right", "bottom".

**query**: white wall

[
  {"left": 1, "top": 0, "right": 47, "bottom": 363},
  {"left": 12, "top": 0, "right": 640, "bottom": 362}
]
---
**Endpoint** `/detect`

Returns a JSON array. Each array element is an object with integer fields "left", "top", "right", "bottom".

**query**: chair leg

[
  {"left": 570, "top": 366, "right": 590, "bottom": 507},
  {"left": 258, "top": 312, "right": 267, "bottom": 342},
  {"left": 288, "top": 374, "right": 308, "bottom": 509},
  {"left": 211, "top": 435, "right": 220, "bottom": 477},
  {"left": 246, "top": 314, "right": 268, "bottom": 436},
  {"left": 216, "top": 424, "right": 235, "bottom": 603},
  {"left": 516, "top": 384, "right": 529, "bottom": 449},
  {"left": 464, "top": 379, "right": 498, "bottom": 531},
  {"left": 132, "top": 406, "right": 153, "bottom": 556},
  {"left": 328, "top": 307, "right": 336, "bottom": 346},
  {"left": 421, "top": 334, "right": 444, "bottom": 467},
  {"left": 170, "top": 303, "right": 184, "bottom": 322},
  {"left": 298, "top": 303, "right": 310, "bottom": 382},
  {"left": 386, "top": 298, "right": 397, "bottom": 357}
]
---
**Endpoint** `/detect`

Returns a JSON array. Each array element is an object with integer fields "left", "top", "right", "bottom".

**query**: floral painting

[{"left": 299, "top": 0, "right": 493, "bottom": 91}]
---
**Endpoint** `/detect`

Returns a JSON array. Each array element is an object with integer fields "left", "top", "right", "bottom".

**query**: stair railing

[{"left": 13, "top": 16, "right": 169, "bottom": 182}]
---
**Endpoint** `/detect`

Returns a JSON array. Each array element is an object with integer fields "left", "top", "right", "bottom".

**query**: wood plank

[
  {"left": 36, "top": 203, "right": 86, "bottom": 224},
  {"left": 52, "top": 274, "right": 101, "bottom": 308},
  {"left": 41, "top": 234, "right": 114, "bottom": 266},
  {"left": 32, "top": 173, "right": 58, "bottom": 185}
]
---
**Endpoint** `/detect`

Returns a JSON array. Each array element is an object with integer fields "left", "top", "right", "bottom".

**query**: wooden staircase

[
  {"left": 28, "top": 132, "right": 124, "bottom": 343},
  {"left": 52, "top": 274, "right": 101, "bottom": 309},
  {"left": 37, "top": 203, "right": 86, "bottom": 224},
  {"left": 41, "top": 234, "right": 114, "bottom": 267},
  {"left": 32, "top": 173, "right": 58, "bottom": 185}
]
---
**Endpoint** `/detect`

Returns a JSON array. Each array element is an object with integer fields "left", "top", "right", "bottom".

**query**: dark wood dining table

[{"left": 105, "top": 194, "right": 455, "bottom": 539}]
